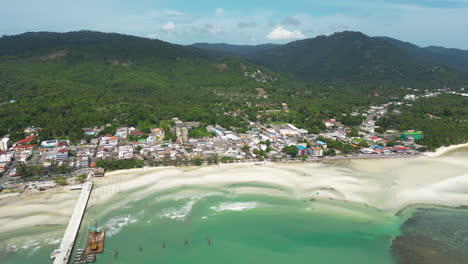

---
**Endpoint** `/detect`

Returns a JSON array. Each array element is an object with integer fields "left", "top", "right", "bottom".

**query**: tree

[
  {"left": 75, "top": 174, "right": 87, "bottom": 183},
  {"left": 282, "top": 145, "right": 298, "bottom": 157},
  {"left": 375, "top": 127, "right": 385, "bottom": 134},
  {"left": 54, "top": 176, "right": 68, "bottom": 185},
  {"left": 192, "top": 158, "right": 203, "bottom": 166},
  {"left": 347, "top": 127, "right": 360, "bottom": 138}
]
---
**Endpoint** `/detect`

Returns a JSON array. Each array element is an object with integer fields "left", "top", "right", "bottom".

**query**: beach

[
  {"left": 423, "top": 142, "right": 468, "bottom": 158},
  {"left": 1, "top": 146, "right": 467, "bottom": 236},
  {"left": 0, "top": 147, "right": 467, "bottom": 264}
]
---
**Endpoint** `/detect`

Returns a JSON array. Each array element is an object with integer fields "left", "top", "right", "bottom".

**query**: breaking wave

[{"left": 210, "top": 202, "right": 260, "bottom": 212}]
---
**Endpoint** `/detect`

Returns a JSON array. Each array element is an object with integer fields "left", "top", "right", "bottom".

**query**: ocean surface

[{"left": 1, "top": 149, "right": 467, "bottom": 264}]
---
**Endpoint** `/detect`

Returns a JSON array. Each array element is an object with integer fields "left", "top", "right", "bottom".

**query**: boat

[
  {"left": 50, "top": 249, "right": 60, "bottom": 260},
  {"left": 85, "top": 228, "right": 105, "bottom": 255}
]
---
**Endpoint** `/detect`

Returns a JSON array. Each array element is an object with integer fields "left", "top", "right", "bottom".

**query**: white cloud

[
  {"left": 266, "top": 26, "right": 305, "bottom": 40},
  {"left": 215, "top": 8, "right": 224, "bottom": 15},
  {"left": 162, "top": 21, "right": 176, "bottom": 31}
]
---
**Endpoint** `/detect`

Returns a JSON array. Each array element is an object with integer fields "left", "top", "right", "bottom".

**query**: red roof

[
  {"left": 370, "top": 137, "right": 379, "bottom": 140},
  {"left": 14, "top": 144, "right": 37, "bottom": 149},
  {"left": 0, "top": 150, "right": 4, "bottom": 154},
  {"left": 17, "top": 136, "right": 35, "bottom": 145},
  {"left": 395, "top": 147, "right": 410, "bottom": 150},
  {"left": 58, "top": 148, "right": 68, "bottom": 153},
  {"left": 131, "top": 131, "right": 144, "bottom": 135}
]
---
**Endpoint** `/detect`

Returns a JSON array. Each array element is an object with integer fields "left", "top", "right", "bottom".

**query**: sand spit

[{"left": 424, "top": 143, "right": 468, "bottom": 158}]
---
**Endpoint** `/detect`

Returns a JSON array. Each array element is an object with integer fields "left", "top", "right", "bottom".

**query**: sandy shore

[
  {"left": 423, "top": 143, "right": 468, "bottom": 158},
  {"left": 0, "top": 189, "right": 79, "bottom": 234},
  {"left": 1, "top": 148, "right": 467, "bottom": 238},
  {"left": 94, "top": 152, "right": 468, "bottom": 213}
]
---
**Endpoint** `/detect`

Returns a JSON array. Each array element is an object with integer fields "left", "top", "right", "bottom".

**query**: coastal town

[{"left": 0, "top": 91, "right": 440, "bottom": 195}]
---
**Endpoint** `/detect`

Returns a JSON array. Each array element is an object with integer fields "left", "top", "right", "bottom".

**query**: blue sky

[{"left": 2, "top": 0, "right": 468, "bottom": 49}]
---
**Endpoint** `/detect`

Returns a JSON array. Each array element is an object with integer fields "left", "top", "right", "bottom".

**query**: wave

[
  {"left": 104, "top": 214, "right": 138, "bottom": 237},
  {"left": 210, "top": 202, "right": 260, "bottom": 212},
  {"left": 159, "top": 200, "right": 196, "bottom": 221}
]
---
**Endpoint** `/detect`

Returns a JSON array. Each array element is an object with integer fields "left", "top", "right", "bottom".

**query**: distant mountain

[
  {"left": 192, "top": 43, "right": 280, "bottom": 57},
  {"left": 377, "top": 37, "right": 468, "bottom": 72},
  {"left": 0, "top": 30, "right": 208, "bottom": 60},
  {"left": 247, "top": 31, "right": 463, "bottom": 83},
  {"left": 193, "top": 31, "right": 467, "bottom": 84}
]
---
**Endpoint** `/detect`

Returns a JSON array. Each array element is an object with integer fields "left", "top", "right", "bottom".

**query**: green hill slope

[
  {"left": 0, "top": 31, "right": 286, "bottom": 138},
  {"left": 377, "top": 37, "right": 468, "bottom": 73}
]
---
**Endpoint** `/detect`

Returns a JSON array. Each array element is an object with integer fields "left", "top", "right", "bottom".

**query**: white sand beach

[
  {"left": 0, "top": 189, "right": 79, "bottom": 234},
  {"left": 424, "top": 143, "right": 468, "bottom": 158}
]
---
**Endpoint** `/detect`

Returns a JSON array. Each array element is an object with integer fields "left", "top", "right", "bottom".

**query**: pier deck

[{"left": 53, "top": 181, "right": 93, "bottom": 264}]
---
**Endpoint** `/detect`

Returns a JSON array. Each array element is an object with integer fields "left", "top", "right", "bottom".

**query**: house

[
  {"left": 41, "top": 140, "right": 69, "bottom": 148},
  {"left": 316, "top": 140, "right": 327, "bottom": 149},
  {"left": 323, "top": 119, "right": 335, "bottom": 129},
  {"left": 83, "top": 127, "right": 96, "bottom": 136},
  {"left": 401, "top": 131, "right": 424, "bottom": 141},
  {"left": 100, "top": 136, "right": 119, "bottom": 147},
  {"left": 151, "top": 128, "right": 165, "bottom": 141},
  {"left": 13, "top": 144, "right": 36, "bottom": 151},
  {"left": 17, "top": 135, "right": 36, "bottom": 145},
  {"left": 95, "top": 167, "right": 105, "bottom": 177},
  {"left": 297, "top": 146, "right": 308, "bottom": 156},
  {"left": 115, "top": 127, "right": 129, "bottom": 139},
  {"left": 131, "top": 131, "right": 145, "bottom": 136},
  {"left": 24, "top": 127, "right": 40, "bottom": 135},
  {"left": 395, "top": 146, "right": 410, "bottom": 153},
  {"left": 309, "top": 147, "right": 324, "bottom": 157}
]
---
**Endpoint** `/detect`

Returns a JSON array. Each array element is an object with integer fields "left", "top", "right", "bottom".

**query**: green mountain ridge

[
  {"left": 376, "top": 36, "right": 468, "bottom": 73},
  {"left": 194, "top": 31, "right": 468, "bottom": 85}
]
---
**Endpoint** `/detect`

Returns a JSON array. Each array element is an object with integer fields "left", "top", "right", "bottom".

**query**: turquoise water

[{"left": 91, "top": 192, "right": 404, "bottom": 264}]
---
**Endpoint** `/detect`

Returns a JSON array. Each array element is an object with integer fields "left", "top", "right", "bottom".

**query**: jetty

[{"left": 52, "top": 181, "right": 93, "bottom": 264}]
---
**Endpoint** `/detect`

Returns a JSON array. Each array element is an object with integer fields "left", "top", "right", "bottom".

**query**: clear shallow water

[{"left": 92, "top": 193, "right": 404, "bottom": 264}]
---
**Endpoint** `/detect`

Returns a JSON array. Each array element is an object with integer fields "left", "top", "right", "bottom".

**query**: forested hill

[
  {"left": 0, "top": 31, "right": 213, "bottom": 63},
  {"left": 193, "top": 31, "right": 467, "bottom": 85},
  {"left": 377, "top": 36, "right": 468, "bottom": 73},
  {"left": 0, "top": 31, "right": 289, "bottom": 138}
]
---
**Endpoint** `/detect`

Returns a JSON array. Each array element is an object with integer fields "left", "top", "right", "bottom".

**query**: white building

[{"left": 0, "top": 138, "right": 9, "bottom": 151}]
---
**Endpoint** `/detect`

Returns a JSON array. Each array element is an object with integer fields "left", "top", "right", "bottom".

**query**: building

[
  {"left": 309, "top": 147, "right": 324, "bottom": 157},
  {"left": 95, "top": 167, "right": 105, "bottom": 177},
  {"left": 151, "top": 128, "right": 165, "bottom": 141},
  {"left": 0, "top": 138, "right": 9, "bottom": 151},
  {"left": 401, "top": 131, "right": 424, "bottom": 141},
  {"left": 297, "top": 146, "right": 308, "bottom": 156}
]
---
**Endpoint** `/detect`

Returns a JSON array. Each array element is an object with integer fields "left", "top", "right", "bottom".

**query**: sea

[{"left": 1, "top": 149, "right": 467, "bottom": 264}]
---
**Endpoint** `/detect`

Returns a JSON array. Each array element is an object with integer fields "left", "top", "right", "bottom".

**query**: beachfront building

[{"left": 400, "top": 131, "right": 424, "bottom": 141}]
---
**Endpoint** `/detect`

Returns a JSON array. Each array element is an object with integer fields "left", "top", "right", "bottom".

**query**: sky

[{"left": 1, "top": 0, "right": 468, "bottom": 49}]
